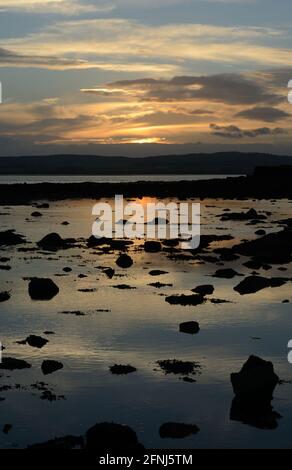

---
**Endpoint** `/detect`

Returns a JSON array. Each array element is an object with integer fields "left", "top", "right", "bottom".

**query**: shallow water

[{"left": 0, "top": 197, "right": 292, "bottom": 449}]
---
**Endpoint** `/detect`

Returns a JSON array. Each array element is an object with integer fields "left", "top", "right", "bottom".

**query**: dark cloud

[
  {"left": 210, "top": 123, "right": 286, "bottom": 139},
  {"left": 235, "top": 106, "right": 290, "bottom": 122},
  {"left": 0, "top": 47, "right": 85, "bottom": 68},
  {"left": 109, "top": 73, "right": 282, "bottom": 105}
]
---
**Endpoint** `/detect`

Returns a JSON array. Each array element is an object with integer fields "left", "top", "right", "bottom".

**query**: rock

[
  {"left": 0, "top": 230, "right": 25, "bottom": 246},
  {"left": 255, "top": 229, "right": 266, "bottom": 236},
  {"left": 109, "top": 364, "right": 137, "bottom": 374},
  {"left": 63, "top": 267, "right": 72, "bottom": 273},
  {"left": 159, "top": 423, "right": 199, "bottom": 439},
  {"left": 85, "top": 422, "right": 144, "bottom": 450},
  {"left": 0, "top": 265, "right": 11, "bottom": 270},
  {"left": 0, "top": 357, "right": 31, "bottom": 370},
  {"left": 234, "top": 276, "right": 288, "bottom": 295},
  {"left": 31, "top": 211, "right": 42, "bottom": 217},
  {"left": 0, "top": 257, "right": 10, "bottom": 262},
  {"left": 116, "top": 254, "right": 133, "bottom": 269},
  {"left": 28, "top": 435, "right": 84, "bottom": 449},
  {"left": 149, "top": 270, "right": 168, "bottom": 276},
  {"left": 243, "top": 260, "right": 271, "bottom": 270},
  {"left": 179, "top": 321, "right": 200, "bottom": 335},
  {"left": 144, "top": 241, "right": 162, "bottom": 252},
  {"left": 112, "top": 284, "right": 136, "bottom": 290},
  {"left": 87, "top": 235, "right": 110, "bottom": 248},
  {"left": 232, "top": 228, "right": 292, "bottom": 264},
  {"left": 28, "top": 278, "right": 59, "bottom": 300},
  {"left": 231, "top": 355, "right": 279, "bottom": 403},
  {"left": 192, "top": 285, "right": 214, "bottom": 296},
  {"left": 44, "top": 331, "right": 55, "bottom": 335},
  {"left": 110, "top": 239, "right": 133, "bottom": 250},
  {"left": 36, "top": 203, "right": 49, "bottom": 209},
  {"left": 165, "top": 294, "right": 205, "bottom": 306},
  {"left": 220, "top": 208, "right": 266, "bottom": 221},
  {"left": 41, "top": 360, "right": 63, "bottom": 375},
  {"left": 148, "top": 282, "right": 173, "bottom": 288},
  {"left": 61, "top": 221, "right": 70, "bottom": 225},
  {"left": 0, "top": 291, "right": 10, "bottom": 302},
  {"left": 2, "top": 424, "right": 12, "bottom": 434},
  {"left": 23, "top": 335, "right": 48, "bottom": 349},
  {"left": 230, "top": 355, "right": 280, "bottom": 429},
  {"left": 213, "top": 268, "right": 242, "bottom": 279},
  {"left": 157, "top": 359, "right": 201, "bottom": 375},
  {"left": 103, "top": 268, "right": 115, "bottom": 279},
  {"left": 37, "top": 233, "right": 69, "bottom": 251}
]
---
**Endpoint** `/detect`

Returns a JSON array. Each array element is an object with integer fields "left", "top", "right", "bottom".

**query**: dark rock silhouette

[
  {"left": 31, "top": 211, "right": 42, "bottom": 217},
  {"left": 109, "top": 364, "right": 137, "bottom": 374},
  {"left": 41, "top": 360, "right": 63, "bottom": 375},
  {"left": 149, "top": 270, "right": 168, "bottom": 276},
  {"left": 179, "top": 321, "right": 200, "bottom": 335},
  {"left": 0, "top": 291, "right": 10, "bottom": 302},
  {"left": 85, "top": 422, "right": 144, "bottom": 451},
  {"left": 28, "top": 278, "right": 59, "bottom": 300},
  {"left": 165, "top": 294, "right": 205, "bottom": 306},
  {"left": 116, "top": 254, "right": 133, "bottom": 268},
  {"left": 0, "top": 230, "right": 25, "bottom": 246},
  {"left": 234, "top": 276, "right": 288, "bottom": 295},
  {"left": 230, "top": 355, "right": 280, "bottom": 429},
  {"left": 220, "top": 208, "right": 266, "bottom": 221},
  {"left": 159, "top": 422, "right": 199, "bottom": 439},
  {"left": 192, "top": 285, "right": 214, "bottom": 296},
  {"left": 148, "top": 282, "right": 173, "bottom": 288},
  {"left": 63, "top": 266, "right": 72, "bottom": 273},
  {"left": 213, "top": 268, "right": 242, "bottom": 279},
  {"left": 103, "top": 267, "right": 115, "bottom": 278},
  {"left": 37, "top": 233, "right": 70, "bottom": 251},
  {"left": 28, "top": 435, "right": 84, "bottom": 449},
  {"left": 0, "top": 357, "right": 31, "bottom": 370},
  {"left": 112, "top": 284, "right": 136, "bottom": 290},
  {"left": 19, "top": 335, "right": 48, "bottom": 349},
  {"left": 232, "top": 228, "right": 292, "bottom": 264},
  {"left": 36, "top": 203, "right": 49, "bottom": 209},
  {"left": 144, "top": 241, "right": 162, "bottom": 252}
]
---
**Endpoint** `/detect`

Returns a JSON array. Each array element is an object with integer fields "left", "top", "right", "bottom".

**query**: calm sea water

[
  {"left": 0, "top": 174, "right": 241, "bottom": 185},
  {"left": 0, "top": 197, "right": 291, "bottom": 449}
]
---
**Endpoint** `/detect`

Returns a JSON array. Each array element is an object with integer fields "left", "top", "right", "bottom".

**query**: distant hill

[{"left": 0, "top": 152, "right": 292, "bottom": 175}]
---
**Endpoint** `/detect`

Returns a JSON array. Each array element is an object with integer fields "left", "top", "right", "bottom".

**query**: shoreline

[{"left": 0, "top": 175, "right": 291, "bottom": 203}]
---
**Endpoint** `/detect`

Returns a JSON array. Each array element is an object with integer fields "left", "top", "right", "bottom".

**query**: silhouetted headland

[{"left": 0, "top": 166, "right": 292, "bottom": 203}]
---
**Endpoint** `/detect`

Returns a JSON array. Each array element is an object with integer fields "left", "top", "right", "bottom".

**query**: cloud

[
  {"left": 2, "top": 18, "right": 290, "bottom": 74},
  {"left": 0, "top": 46, "right": 87, "bottom": 69},
  {"left": 105, "top": 74, "right": 282, "bottom": 105},
  {"left": 210, "top": 123, "right": 286, "bottom": 138},
  {"left": 235, "top": 106, "right": 290, "bottom": 122},
  {"left": 0, "top": 0, "right": 112, "bottom": 15}
]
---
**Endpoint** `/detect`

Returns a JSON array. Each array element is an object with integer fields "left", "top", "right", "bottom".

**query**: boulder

[
  {"left": 231, "top": 355, "right": 279, "bottom": 402},
  {"left": 116, "top": 254, "right": 133, "bottom": 269},
  {"left": 25, "top": 335, "right": 48, "bottom": 349},
  {"left": 165, "top": 294, "right": 205, "bottom": 306},
  {"left": 0, "top": 230, "right": 25, "bottom": 246},
  {"left": 41, "top": 360, "right": 63, "bottom": 375},
  {"left": 192, "top": 285, "right": 214, "bottom": 296},
  {"left": 234, "top": 276, "right": 288, "bottom": 295},
  {"left": 179, "top": 321, "right": 200, "bottom": 335},
  {"left": 0, "top": 291, "right": 10, "bottom": 302},
  {"left": 109, "top": 364, "right": 137, "bottom": 374},
  {"left": 28, "top": 278, "right": 59, "bottom": 300},
  {"left": 159, "top": 422, "right": 199, "bottom": 439},
  {"left": 213, "top": 268, "right": 242, "bottom": 279},
  {"left": 37, "top": 233, "right": 69, "bottom": 251},
  {"left": 85, "top": 422, "right": 144, "bottom": 451},
  {"left": 0, "top": 357, "right": 31, "bottom": 370}
]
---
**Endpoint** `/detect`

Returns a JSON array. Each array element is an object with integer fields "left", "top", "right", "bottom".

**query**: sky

[{"left": 0, "top": 0, "right": 292, "bottom": 156}]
